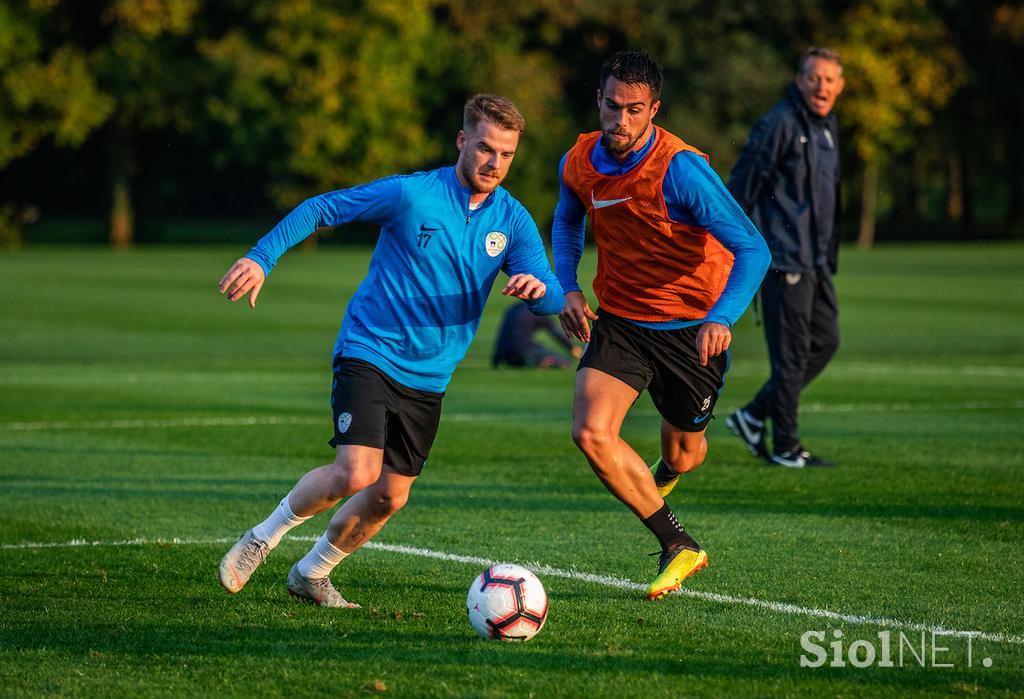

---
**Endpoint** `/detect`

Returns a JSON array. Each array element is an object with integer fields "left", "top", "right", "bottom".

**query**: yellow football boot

[
  {"left": 650, "top": 458, "right": 680, "bottom": 498},
  {"left": 646, "top": 545, "right": 709, "bottom": 601}
]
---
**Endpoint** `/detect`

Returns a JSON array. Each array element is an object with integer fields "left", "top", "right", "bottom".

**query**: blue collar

[
  {"left": 445, "top": 165, "right": 504, "bottom": 210},
  {"left": 591, "top": 127, "right": 657, "bottom": 175}
]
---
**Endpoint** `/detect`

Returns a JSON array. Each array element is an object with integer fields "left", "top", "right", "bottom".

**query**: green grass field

[{"left": 1, "top": 243, "right": 1022, "bottom": 697}]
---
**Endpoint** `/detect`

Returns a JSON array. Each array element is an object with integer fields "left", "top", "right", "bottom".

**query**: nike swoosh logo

[
  {"left": 590, "top": 192, "right": 633, "bottom": 209},
  {"left": 419, "top": 224, "right": 442, "bottom": 231},
  {"left": 693, "top": 413, "right": 712, "bottom": 424}
]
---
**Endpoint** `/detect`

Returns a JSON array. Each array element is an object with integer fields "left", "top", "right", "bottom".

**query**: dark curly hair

[{"left": 600, "top": 50, "right": 663, "bottom": 99}]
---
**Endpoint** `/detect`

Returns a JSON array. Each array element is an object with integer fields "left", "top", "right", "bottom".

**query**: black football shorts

[
  {"left": 578, "top": 310, "right": 730, "bottom": 432},
  {"left": 329, "top": 357, "right": 444, "bottom": 476}
]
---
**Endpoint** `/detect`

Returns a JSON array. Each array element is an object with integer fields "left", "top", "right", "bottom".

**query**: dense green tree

[
  {"left": 0, "top": 0, "right": 206, "bottom": 247},
  {"left": 200, "top": 0, "right": 443, "bottom": 214},
  {"left": 1, "top": 0, "right": 1019, "bottom": 247},
  {"left": 0, "top": 6, "right": 111, "bottom": 164},
  {"left": 0, "top": 1, "right": 112, "bottom": 245},
  {"left": 434, "top": 0, "right": 581, "bottom": 224},
  {"left": 934, "top": 0, "right": 1024, "bottom": 235},
  {"left": 832, "top": 0, "right": 964, "bottom": 248}
]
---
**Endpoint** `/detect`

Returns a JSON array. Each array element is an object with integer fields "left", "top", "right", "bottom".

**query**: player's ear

[
  {"left": 456, "top": 129, "right": 466, "bottom": 152},
  {"left": 650, "top": 99, "right": 661, "bottom": 120},
  {"left": 596, "top": 88, "right": 603, "bottom": 109}
]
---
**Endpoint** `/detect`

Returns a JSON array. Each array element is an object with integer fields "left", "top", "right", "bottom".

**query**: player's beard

[
  {"left": 459, "top": 159, "right": 502, "bottom": 195},
  {"left": 602, "top": 121, "right": 650, "bottom": 157}
]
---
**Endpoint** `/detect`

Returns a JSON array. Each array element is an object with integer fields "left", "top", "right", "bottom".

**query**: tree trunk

[
  {"left": 109, "top": 129, "right": 136, "bottom": 249},
  {"left": 110, "top": 175, "right": 133, "bottom": 249},
  {"left": 857, "top": 158, "right": 879, "bottom": 250}
]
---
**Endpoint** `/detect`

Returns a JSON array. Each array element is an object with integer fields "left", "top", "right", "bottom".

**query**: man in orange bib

[{"left": 552, "top": 51, "right": 770, "bottom": 600}]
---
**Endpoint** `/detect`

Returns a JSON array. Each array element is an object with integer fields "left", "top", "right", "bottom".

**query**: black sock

[
  {"left": 642, "top": 503, "right": 699, "bottom": 551},
  {"left": 652, "top": 458, "right": 678, "bottom": 486}
]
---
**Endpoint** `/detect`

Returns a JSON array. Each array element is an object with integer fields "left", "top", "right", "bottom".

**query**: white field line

[
  {"left": 2, "top": 399, "right": 1023, "bottom": 432},
  {"left": 1, "top": 534, "right": 1021, "bottom": 647},
  {"left": 799, "top": 399, "right": 1024, "bottom": 414},
  {"left": 833, "top": 363, "right": 1024, "bottom": 379},
  {"left": 0, "top": 416, "right": 323, "bottom": 431}
]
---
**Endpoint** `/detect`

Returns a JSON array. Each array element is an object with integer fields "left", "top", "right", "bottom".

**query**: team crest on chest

[{"left": 485, "top": 231, "right": 507, "bottom": 257}]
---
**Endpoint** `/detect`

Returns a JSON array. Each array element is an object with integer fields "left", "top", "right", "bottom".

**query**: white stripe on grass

[
  {"left": 0, "top": 416, "right": 324, "bottom": 431},
  {"left": 2, "top": 535, "right": 1021, "bottom": 647},
  {"left": 2, "top": 399, "right": 1023, "bottom": 432}
]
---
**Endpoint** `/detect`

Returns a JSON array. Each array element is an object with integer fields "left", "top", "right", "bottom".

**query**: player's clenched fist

[{"left": 695, "top": 322, "right": 731, "bottom": 366}]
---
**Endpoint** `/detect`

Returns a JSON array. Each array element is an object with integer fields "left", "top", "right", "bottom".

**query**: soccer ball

[{"left": 466, "top": 563, "right": 548, "bottom": 641}]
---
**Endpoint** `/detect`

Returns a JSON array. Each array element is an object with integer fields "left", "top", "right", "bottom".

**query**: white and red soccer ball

[{"left": 467, "top": 563, "right": 548, "bottom": 641}]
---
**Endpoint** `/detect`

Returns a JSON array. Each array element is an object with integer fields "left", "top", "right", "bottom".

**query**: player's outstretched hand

[
  {"left": 502, "top": 274, "right": 546, "bottom": 301},
  {"left": 559, "top": 290, "right": 599, "bottom": 343},
  {"left": 219, "top": 257, "right": 266, "bottom": 308},
  {"left": 695, "top": 322, "right": 731, "bottom": 366}
]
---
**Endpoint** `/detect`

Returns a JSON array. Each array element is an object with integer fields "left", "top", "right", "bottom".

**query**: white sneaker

[
  {"left": 726, "top": 409, "right": 770, "bottom": 460},
  {"left": 769, "top": 449, "right": 807, "bottom": 468},
  {"left": 286, "top": 564, "right": 360, "bottom": 608},
  {"left": 771, "top": 447, "right": 835, "bottom": 468},
  {"left": 219, "top": 529, "right": 270, "bottom": 593}
]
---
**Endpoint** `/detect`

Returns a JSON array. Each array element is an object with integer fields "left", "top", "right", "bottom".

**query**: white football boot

[
  {"left": 218, "top": 529, "right": 270, "bottom": 593},
  {"left": 286, "top": 564, "right": 360, "bottom": 608}
]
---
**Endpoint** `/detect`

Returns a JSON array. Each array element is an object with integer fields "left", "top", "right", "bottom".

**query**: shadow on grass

[
  {"left": 2, "top": 542, "right": 1022, "bottom": 694},
  {"left": 4, "top": 471, "right": 1021, "bottom": 522},
  {"left": 0, "top": 617, "right": 1018, "bottom": 695}
]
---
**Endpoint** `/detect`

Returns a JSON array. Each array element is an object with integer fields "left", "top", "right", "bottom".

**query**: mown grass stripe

[
  {"left": 3, "top": 535, "right": 1021, "bottom": 647},
  {"left": 2, "top": 399, "right": 1022, "bottom": 432}
]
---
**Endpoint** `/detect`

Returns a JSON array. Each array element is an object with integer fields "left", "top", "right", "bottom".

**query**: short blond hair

[{"left": 463, "top": 94, "right": 526, "bottom": 133}]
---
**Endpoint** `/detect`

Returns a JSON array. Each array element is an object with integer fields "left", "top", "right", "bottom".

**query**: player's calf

[
  {"left": 651, "top": 458, "right": 681, "bottom": 498},
  {"left": 653, "top": 435, "right": 708, "bottom": 498}
]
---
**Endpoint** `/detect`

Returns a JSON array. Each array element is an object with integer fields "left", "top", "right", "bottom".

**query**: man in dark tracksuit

[
  {"left": 492, "top": 302, "right": 580, "bottom": 368},
  {"left": 725, "top": 47, "right": 845, "bottom": 468}
]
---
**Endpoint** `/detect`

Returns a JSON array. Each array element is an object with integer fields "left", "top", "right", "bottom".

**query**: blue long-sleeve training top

[
  {"left": 246, "top": 166, "right": 564, "bottom": 392},
  {"left": 551, "top": 132, "right": 770, "bottom": 329}
]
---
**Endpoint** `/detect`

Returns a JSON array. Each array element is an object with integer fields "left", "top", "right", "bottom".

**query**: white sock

[
  {"left": 252, "top": 493, "right": 310, "bottom": 549},
  {"left": 296, "top": 533, "right": 349, "bottom": 580}
]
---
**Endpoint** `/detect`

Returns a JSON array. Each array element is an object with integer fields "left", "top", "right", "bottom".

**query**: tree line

[{"left": 1, "top": 0, "right": 1021, "bottom": 248}]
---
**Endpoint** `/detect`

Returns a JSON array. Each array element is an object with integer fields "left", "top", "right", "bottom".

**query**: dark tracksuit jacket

[{"left": 726, "top": 83, "right": 841, "bottom": 452}]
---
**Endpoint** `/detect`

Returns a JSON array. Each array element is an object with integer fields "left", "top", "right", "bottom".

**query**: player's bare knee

[
  {"left": 572, "top": 423, "right": 614, "bottom": 459},
  {"left": 369, "top": 489, "right": 409, "bottom": 517},
  {"left": 323, "top": 463, "right": 377, "bottom": 499}
]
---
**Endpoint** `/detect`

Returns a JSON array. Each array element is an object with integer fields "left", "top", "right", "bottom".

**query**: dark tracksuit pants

[{"left": 745, "top": 269, "right": 839, "bottom": 453}]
